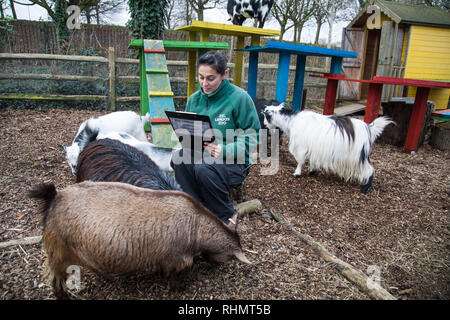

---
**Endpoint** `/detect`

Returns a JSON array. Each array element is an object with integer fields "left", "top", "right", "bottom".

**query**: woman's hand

[{"left": 204, "top": 142, "right": 222, "bottom": 158}]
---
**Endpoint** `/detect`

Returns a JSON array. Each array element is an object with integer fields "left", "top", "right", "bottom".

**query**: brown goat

[{"left": 29, "top": 181, "right": 251, "bottom": 299}]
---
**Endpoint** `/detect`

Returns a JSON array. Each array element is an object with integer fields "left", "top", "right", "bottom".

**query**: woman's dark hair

[{"left": 198, "top": 51, "right": 228, "bottom": 75}]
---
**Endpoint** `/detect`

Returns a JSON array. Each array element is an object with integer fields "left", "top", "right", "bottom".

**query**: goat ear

[{"left": 234, "top": 251, "right": 252, "bottom": 265}]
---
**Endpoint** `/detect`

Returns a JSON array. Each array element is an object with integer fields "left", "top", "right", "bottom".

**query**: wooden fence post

[{"left": 108, "top": 47, "right": 116, "bottom": 111}]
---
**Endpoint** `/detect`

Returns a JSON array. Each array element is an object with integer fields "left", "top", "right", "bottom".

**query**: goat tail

[
  {"left": 368, "top": 116, "right": 394, "bottom": 144},
  {"left": 141, "top": 112, "right": 150, "bottom": 126},
  {"left": 29, "top": 183, "right": 57, "bottom": 226}
]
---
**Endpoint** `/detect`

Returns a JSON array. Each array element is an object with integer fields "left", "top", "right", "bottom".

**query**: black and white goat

[
  {"left": 227, "top": 0, "right": 274, "bottom": 28},
  {"left": 96, "top": 131, "right": 176, "bottom": 172},
  {"left": 253, "top": 98, "right": 283, "bottom": 141},
  {"left": 63, "top": 111, "right": 150, "bottom": 175},
  {"left": 263, "top": 104, "right": 393, "bottom": 193},
  {"left": 76, "top": 138, "right": 181, "bottom": 191}
]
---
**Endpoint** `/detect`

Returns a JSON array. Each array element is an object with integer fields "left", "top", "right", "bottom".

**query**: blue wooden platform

[{"left": 240, "top": 41, "right": 357, "bottom": 111}]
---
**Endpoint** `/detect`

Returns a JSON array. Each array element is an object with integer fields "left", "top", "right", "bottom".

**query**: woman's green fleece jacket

[{"left": 186, "top": 79, "right": 261, "bottom": 165}]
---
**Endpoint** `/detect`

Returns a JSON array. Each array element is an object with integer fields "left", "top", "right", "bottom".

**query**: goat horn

[{"left": 234, "top": 251, "right": 252, "bottom": 265}]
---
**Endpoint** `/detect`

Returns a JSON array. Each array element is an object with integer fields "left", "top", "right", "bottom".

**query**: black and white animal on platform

[
  {"left": 63, "top": 111, "right": 150, "bottom": 175},
  {"left": 96, "top": 131, "right": 176, "bottom": 172},
  {"left": 227, "top": 0, "right": 274, "bottom": 28},
  {"left": 263, "top": 104, "right": 393, "bottom": 193},
  {"left": 76, "top": 138, "right": 181, "bottom": 191}
]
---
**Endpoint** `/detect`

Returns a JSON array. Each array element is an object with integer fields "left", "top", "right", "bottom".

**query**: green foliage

[
  {"left": 127, "top": 0, "right": 168, "bottom": 39},
  {"left": 54, "top": 0, "right": 70, "bottom": 49},
  {"left": 0, "top": 16, "right": 15, "bottom": 32}
]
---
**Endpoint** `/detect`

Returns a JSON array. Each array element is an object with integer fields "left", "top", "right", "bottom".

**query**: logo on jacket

[{"left": 215, "top": 114, "right": 230, "bottom": 126}]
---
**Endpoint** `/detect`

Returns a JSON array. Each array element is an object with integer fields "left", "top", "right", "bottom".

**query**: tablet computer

[{"left": 165, "top": 110, "right": 215, "bottom": 144}]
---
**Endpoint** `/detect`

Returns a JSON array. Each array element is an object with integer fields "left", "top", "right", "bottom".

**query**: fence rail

[{"left": 0, "top": 48, "right": 328, "bottom": 110}]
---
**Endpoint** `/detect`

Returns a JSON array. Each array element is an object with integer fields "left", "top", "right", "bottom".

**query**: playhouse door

[
  {"left": 339, "top": 28, "right": 365, "bottom": 100},
  {"left": 360, "top": 28, "right": 381, "bottom": 101}
]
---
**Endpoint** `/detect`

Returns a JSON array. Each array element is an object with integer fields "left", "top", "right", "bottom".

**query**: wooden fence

[{"left": 0, "top": 48, "right": 328, "bottom": 110}]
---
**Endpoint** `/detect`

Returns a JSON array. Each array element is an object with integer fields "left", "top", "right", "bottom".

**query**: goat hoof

[
  {"left": 308, "top": 170, "right": 317, "bottom": 176},
  {"left": 293, "top": 173, "right": 300, "bottom": 178},
  {"left": 361, "top": 175, "right": 373, "bottom": 194}
]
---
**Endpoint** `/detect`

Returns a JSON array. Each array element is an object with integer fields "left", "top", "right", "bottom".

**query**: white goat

[
  {"left": 263, "top": 104, "right": 393, "bottom": 193},
  {"left": 96, "top": 131, "right": 176, "bottom": 172},
  {"left": 64, "top": 111, "right": 150, "bottom": 175}
]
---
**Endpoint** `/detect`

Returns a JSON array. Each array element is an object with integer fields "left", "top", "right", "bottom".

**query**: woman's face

[{"left": 198, "top": 65, "right": 227, "bottom": 95}]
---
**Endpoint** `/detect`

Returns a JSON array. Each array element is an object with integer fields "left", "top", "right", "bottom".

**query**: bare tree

[
  {"left": 290, "top": 0, "right": 315, "bottom": 43},
  {"left": 272, "top": 0, "right": 295, "bottom": 40},
  {"left": 272, "top": 0, "right": 316, "bottom": 41},
  {"left": 83, "top": 0, "right": 126, "bottom": 24},
  {"left": 321, "top": 0, "right": 352, "bottom": 47},
  {"left": 187, "top": 0, "right": 220, "bottom": 21},
  {"left": 166, "top": 0, "right": 194, "bottom": 28},
  {"left": 312, "top": 0, "right": 327, "bottom": 44},
  {"left": 12, "top": 0, "right": 126, "bottom": 24}
]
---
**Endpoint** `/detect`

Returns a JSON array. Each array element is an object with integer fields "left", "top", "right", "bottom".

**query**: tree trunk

[
  {"left": 296, "top": 25, "right": 303, "bottom": 43},
  {"left": 185, "top": 0, "right": 191, "bottom": 25},
  {"left": 327, "top": 9, "right": 336, "bottom": 48},
  {"left": 197, "top": 3, "right": 204, "bottom": 21},
  {"left": 314, "top": 22, "right": 323, "bottom": 44},
  {"left": 96, "top": 4, "right": 100, "bottom": 24},
  {"left": 279, "top": 25, "right": 286, "bottom": 40},
  {"left": 9, "top": 0, "right": 16, "bottom": 19}
]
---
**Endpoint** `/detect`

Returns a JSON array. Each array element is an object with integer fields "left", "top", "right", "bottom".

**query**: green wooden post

[{"left": 139, "top": 48, "right": 151, "bottom": 131}]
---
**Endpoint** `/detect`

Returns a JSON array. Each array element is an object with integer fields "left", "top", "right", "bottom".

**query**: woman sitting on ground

[{"left": 171, "top": 51, "right": 261, "bottom": 225}]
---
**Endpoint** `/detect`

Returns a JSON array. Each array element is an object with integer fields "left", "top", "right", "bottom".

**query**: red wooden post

[
  {"left": 364, "top": 83, "right": 383, "bottom": 123},
  {"left": 403, "top": 87, "right": 430, "bottom": 154},
  {"left": 151, "top": 118, "right": 171, "bottom": 124},
  {"left": 323, "top": 78, "right": 338, "bottom": 115}
]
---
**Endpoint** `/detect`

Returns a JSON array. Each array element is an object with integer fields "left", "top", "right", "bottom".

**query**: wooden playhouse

[{"left": 339, "top": 0, "right": 450, "bottom": 109}]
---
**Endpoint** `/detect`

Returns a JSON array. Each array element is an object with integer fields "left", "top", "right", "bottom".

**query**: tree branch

[
  {"left": 0, "top": 236, "right": 42, "bottom": 249},
  {"left": 270, "top": 209, "right": 397, "bottom": 300}
]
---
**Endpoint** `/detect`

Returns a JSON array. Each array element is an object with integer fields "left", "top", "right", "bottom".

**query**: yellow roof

[{"left": 174, "top": 20, "right": 280, "bottom": 37}]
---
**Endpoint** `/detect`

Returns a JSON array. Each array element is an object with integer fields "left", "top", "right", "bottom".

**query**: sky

[{"left": 9, "top": 2, "right": 349, "bottom": 45}]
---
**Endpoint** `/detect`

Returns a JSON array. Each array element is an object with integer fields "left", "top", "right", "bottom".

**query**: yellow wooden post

[
  {"left": 251, "top": 35, "right": 260, "bottom": 46},
  {"left": 200, "top": 30, "right": 210, "bottom": 42},
  {"left": 234, "top": 36, "right": 245, "bottom": 87},
  {"left": 187, "top": 31, "right": 197, "bottom": 98}
]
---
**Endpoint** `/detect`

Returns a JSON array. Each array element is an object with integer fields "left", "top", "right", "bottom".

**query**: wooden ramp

[{"left": 334, "top": 103, "right": 366, "bottom": 116}]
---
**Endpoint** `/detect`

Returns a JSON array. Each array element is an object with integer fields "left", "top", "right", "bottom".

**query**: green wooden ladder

[{"left": 142, "top": 40, "right": 178, "bottom": 148}]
